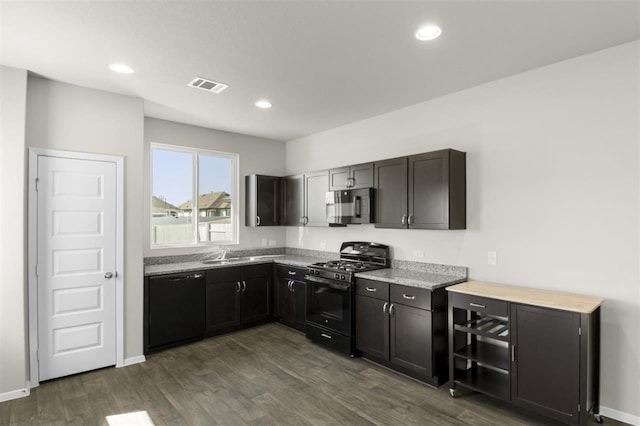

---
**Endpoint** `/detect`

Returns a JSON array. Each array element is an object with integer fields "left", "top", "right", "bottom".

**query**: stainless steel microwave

[{"left": 325, "top": 188, "right": 374, "bottom": 225}]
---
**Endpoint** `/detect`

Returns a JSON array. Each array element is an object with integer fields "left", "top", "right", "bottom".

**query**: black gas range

[{"left": 305, "top": 242, "right": 390, "bottom": 356}]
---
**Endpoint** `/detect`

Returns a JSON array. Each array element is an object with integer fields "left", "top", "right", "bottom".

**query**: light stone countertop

[
  {"left": 356, "top": 268, "right": 467, "bottom": 290},
  {"left": 144, "top": 255, "right": 324, "bottom": 277},
  {"left": 144, "top": 254, "right": 467, "bottom": 292}
]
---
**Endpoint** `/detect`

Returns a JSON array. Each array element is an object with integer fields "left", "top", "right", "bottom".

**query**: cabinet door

[
  {"left": 256, "top": 175, "right": 280, "bottom": 226},
  {"left": 374, "top": 157, "right": 407, "bottom": 228},
  {"left": 329, "top": 166, "right": 351, "bottom": 191},
  {"left": 241, "top": 275, "right": 271, "bottom": 324},
  {"left": 205, "top": 269, "right": 241, "bottom": 334},
  {"left": 276, "top": 276, "right": 294, "bottom": 326},
  {"left": 304, "top": 170, "right": 329, "bottom": 227},
  {"left": 511, "top": 304, "right": 580, "bottom": 423},
  {"left": 350, "top": 162, "right": 374, "bottom": 189},
  {"left": 356, "top": 295, "right": 389, "bottom": 360},
  {"left": 408, "top": 149, "right": 466, "bottom": 230},
  {"left": 282, "top": 174, "right": 303, "bottom": 226},
  {"left": 389, "top": 303, "right": 432, "bottom": 379},
  {"left": 245, "top": 174, "right": 280, "bottom": 226},
  {"left": 292, "top": 280, "right": 307, "bottom": 332}
]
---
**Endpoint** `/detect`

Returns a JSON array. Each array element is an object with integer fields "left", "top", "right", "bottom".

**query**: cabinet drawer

[
  {"left": 356, "top": 279, "right": 389, "bottom": 300},
  {"left": 242, "top": 263, "right": 272, "bottom": 279},
  {"left": 390, "top": 285, "right": 431, "bottom": 310},
  {"left": 450, "top": 293, "right": 507, "bottom": 317},
  {"left": 276, "top": 264, "right": 306, "bottom": 280},
  {"left": 307, "top": 324, "right": 353, "bottom": 355}
]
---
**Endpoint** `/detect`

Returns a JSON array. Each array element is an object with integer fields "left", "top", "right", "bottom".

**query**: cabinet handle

[
  {"left": 388, "top": 303, "right": 395, "bottom": 315},
  {"left": 242, "top": 281, "right": 247, "bottom": 292},
  {"left": 401, "top": 215, "right": 407, "bottom": 225},
  {"left": 192, "top": 273, "right": 203, "bottom": 279},
  {"left": 407, "top": 215, "right": 413, "bottom": 225},
  {"left": 365, "top": 287, "right": 377, "bottom": 292},
  {"left": 256, "top": 215, "right": 261, "bottom": 226},
  {"left": 511, "top": 345, "right": 516, "bottom": 362},
  {"left": 288, "top": 271, "right": 296, "bottom": 276},
  {"left": 320, "top": 333, "right": 332, "bottom": 339},
  {"left": 299, "top": 217, "right": 304, "bottom": 224},
  {"left": 289, "top": 280, "right": 294, "bottom": 291},
  {"left": 236, "top": 282, "right": 241, "bottom": 293},
  {"left": 402, "top": 294, "right": 415, "bottom": 300},
  {"left": 469, "top": 302, "right": 486, "bottom": 309},
  {"left": 382, "top": 302, "right": 389, "bottom": 314}
]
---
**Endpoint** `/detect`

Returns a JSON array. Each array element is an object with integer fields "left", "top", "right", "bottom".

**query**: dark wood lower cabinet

[
  {"left": 275, "top": 265, "right": 307, "bottom": 332},
  {"left": 205, "top": 263, "right": 272, "bottom": 337},
  {"left": 448, "top": 282, "right": 602, "bottom": 426},
  {"left": 389, "top": 303, "right": 432, "bottom": 378},
  {"left": 355, "top": 278, "right": 448, "bottom": 386}
]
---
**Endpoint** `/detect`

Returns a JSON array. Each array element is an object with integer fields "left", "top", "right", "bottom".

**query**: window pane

[
  {"left": 151, "top": 149, "right": 194, "bottom": 245},
  {"left": 198, "top": 154, "right": 233, "bottom": 242}
]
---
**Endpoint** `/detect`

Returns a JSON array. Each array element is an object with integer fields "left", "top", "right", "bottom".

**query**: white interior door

[{"left": 37, "top": 155, "right": 117, "bottom": 381}]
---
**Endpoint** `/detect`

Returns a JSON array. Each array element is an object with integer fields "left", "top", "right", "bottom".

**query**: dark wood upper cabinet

[
  {"left": 282, "top": 174, "right": 303, "bottom": 226},
  {"left": 281, "top": 171, "right": 328, "bottom": 227},
  {"left": 303, "top": 170, "right": 330, "bottom": 227},
  {"left": 245, "top": 174, "right": 281, "bottom": 226},
  {"left": 329, "top": 162, "right": 374, "bottom": 190},
  {"left": 375, "top": 149, "right": 466, "bottom": 230},
  {"left": 374, "top": 157, "right": 408, "bottom": 229}
]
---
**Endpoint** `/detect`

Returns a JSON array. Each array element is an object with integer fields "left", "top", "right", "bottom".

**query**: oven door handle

[{"left": 305, "top": 274, "right": 351, "bottom": 290}]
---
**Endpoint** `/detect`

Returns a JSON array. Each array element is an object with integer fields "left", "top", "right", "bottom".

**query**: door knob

[{"left": 104, "top": 272, "right": 114, "bottom": 279}]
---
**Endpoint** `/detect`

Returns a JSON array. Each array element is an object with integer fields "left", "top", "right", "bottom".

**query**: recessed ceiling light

[
  {"left": 415, "top": 25, "right": 442, "bottom": 41},
  {"left": 255, "top": 100, "right": 272, "bottom": 109},
  {"left": 109, "top": 63, "right": 135, "bottom": 74}
]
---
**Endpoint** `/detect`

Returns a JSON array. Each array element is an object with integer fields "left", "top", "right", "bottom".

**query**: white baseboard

[
  {"left": 0, "top": 384, "right": 30, "bottom": 403},
  {"left": 600, "top": 406, "right": 640, "bottom": 426},
  {"left": 118, "top": 355, "right": 146, "bottom": 367}
]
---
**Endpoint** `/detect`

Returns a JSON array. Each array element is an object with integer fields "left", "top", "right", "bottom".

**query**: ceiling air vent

[{"left": 188, "top": 77, "right": 229, "bottom": 94}]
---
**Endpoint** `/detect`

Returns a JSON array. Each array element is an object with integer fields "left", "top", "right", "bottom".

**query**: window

[{"left": 150, "top": 144, "right": 238, "bottom": 247}]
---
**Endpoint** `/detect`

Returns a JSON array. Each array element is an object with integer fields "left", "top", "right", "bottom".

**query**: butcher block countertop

[{"left": 447, "top": 281, "right": 604, "bottom": 314}]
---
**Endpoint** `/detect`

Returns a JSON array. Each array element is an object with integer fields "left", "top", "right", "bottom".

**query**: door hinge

[
  {"left": 35, "top": 177, "right": 40, "bottom": 191},
  {"left": 36, "top": 349, "right": 39, "bottom": 362},
  {"left": 578, "top": 327, "right": 582, "bottom": 336},
  {"left": 578, "top": 403, "right": 581, "bottom": 412},
  {"left": 35, "top": 264, "right": 38, "bottom": 277}
]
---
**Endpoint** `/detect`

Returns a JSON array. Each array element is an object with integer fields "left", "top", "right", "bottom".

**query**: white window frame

[{"left": 150, "top": 143, "right": 239, "bottom": 248}]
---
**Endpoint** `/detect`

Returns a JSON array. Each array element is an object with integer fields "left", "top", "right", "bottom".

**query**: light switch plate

[
  {"left": 261, "top": 238, "right": 267, "bottom": 247},
  {"left": 413, "top": 250, "right": 425, "bottom": 258},
  {"left": 488, "top": 251, "right": 497, "bottom": 265},
  {"left": 268, "top": 240, "right": 276, "bottom": 246}
]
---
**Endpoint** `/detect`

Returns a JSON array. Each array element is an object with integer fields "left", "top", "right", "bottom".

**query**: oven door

[{"left": 305, "top": 275, "right": 352, "bottom": 336}]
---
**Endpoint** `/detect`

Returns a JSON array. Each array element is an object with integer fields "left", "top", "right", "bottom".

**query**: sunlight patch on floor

[{"left": 106, "top": 410, "right": 155, "bottom": 425}]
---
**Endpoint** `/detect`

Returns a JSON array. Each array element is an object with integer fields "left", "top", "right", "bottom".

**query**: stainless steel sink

[{"left": 202, "top": 254, "right": 283, "bottom": 265}]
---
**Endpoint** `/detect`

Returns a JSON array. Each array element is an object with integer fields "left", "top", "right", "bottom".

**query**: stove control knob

[
  {"left": 340, "top": 274, "right": 346, "bottom": 280},
  {"left": 315, "top": 270, "right": 320, "bottom": 276},
  {"left": 334, "top": 273, "right": 340, "bottom": 279}
]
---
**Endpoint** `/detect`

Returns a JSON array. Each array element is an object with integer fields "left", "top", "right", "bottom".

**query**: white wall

[
  {"left": 286, "top": 41, "right": 640, "bottom": 421},
  {"left": 0, "top": 66, "right": 29, "bottom": 399},
  {"left": 25, "top": 77, "right": 145, "bottom": 362},
  {"left": 144, "top": 118, "right": 286, "bottom": 257}
]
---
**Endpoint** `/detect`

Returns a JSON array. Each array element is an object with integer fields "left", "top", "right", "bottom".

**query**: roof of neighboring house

[
  {"left": 152, "top": 195, "right": 179, "bottom": 214},
  {"left": 179, "top": 192, "right": 231, "bottom": 210}
]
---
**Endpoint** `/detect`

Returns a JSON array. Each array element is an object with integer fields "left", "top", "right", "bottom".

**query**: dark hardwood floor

[{"left": 0, "top": 323, "right": 621, "bottom": 425}]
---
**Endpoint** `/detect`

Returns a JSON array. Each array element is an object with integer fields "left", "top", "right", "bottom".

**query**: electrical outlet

[
  {"left": 320, "top": 242, "right": 326, "bottom": 249},
  {"left": 413, "top": 250, "right": 425, "bottom": 258},
  {"left": 268, "top": 240, "right": 276, "bottom": 246},
  {"left": 488, "top": 251, "right": 497, "bottom": 265},
  {"left": 261, "top": 238, "right": 267, "bottom": 247}
]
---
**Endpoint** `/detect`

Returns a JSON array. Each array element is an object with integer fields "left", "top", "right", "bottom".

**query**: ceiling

[{"left": 2, "top": 1, "right": 639, "bottom": 142}]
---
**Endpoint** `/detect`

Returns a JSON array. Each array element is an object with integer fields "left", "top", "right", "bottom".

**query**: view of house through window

[{"left": 151, "top": 144, "right": 237, "bottom": 246}]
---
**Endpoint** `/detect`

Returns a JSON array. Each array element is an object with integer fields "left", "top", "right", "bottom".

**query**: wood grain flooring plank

[{"left": 0, "top": 323, "right": 623, "bottom": 426}]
